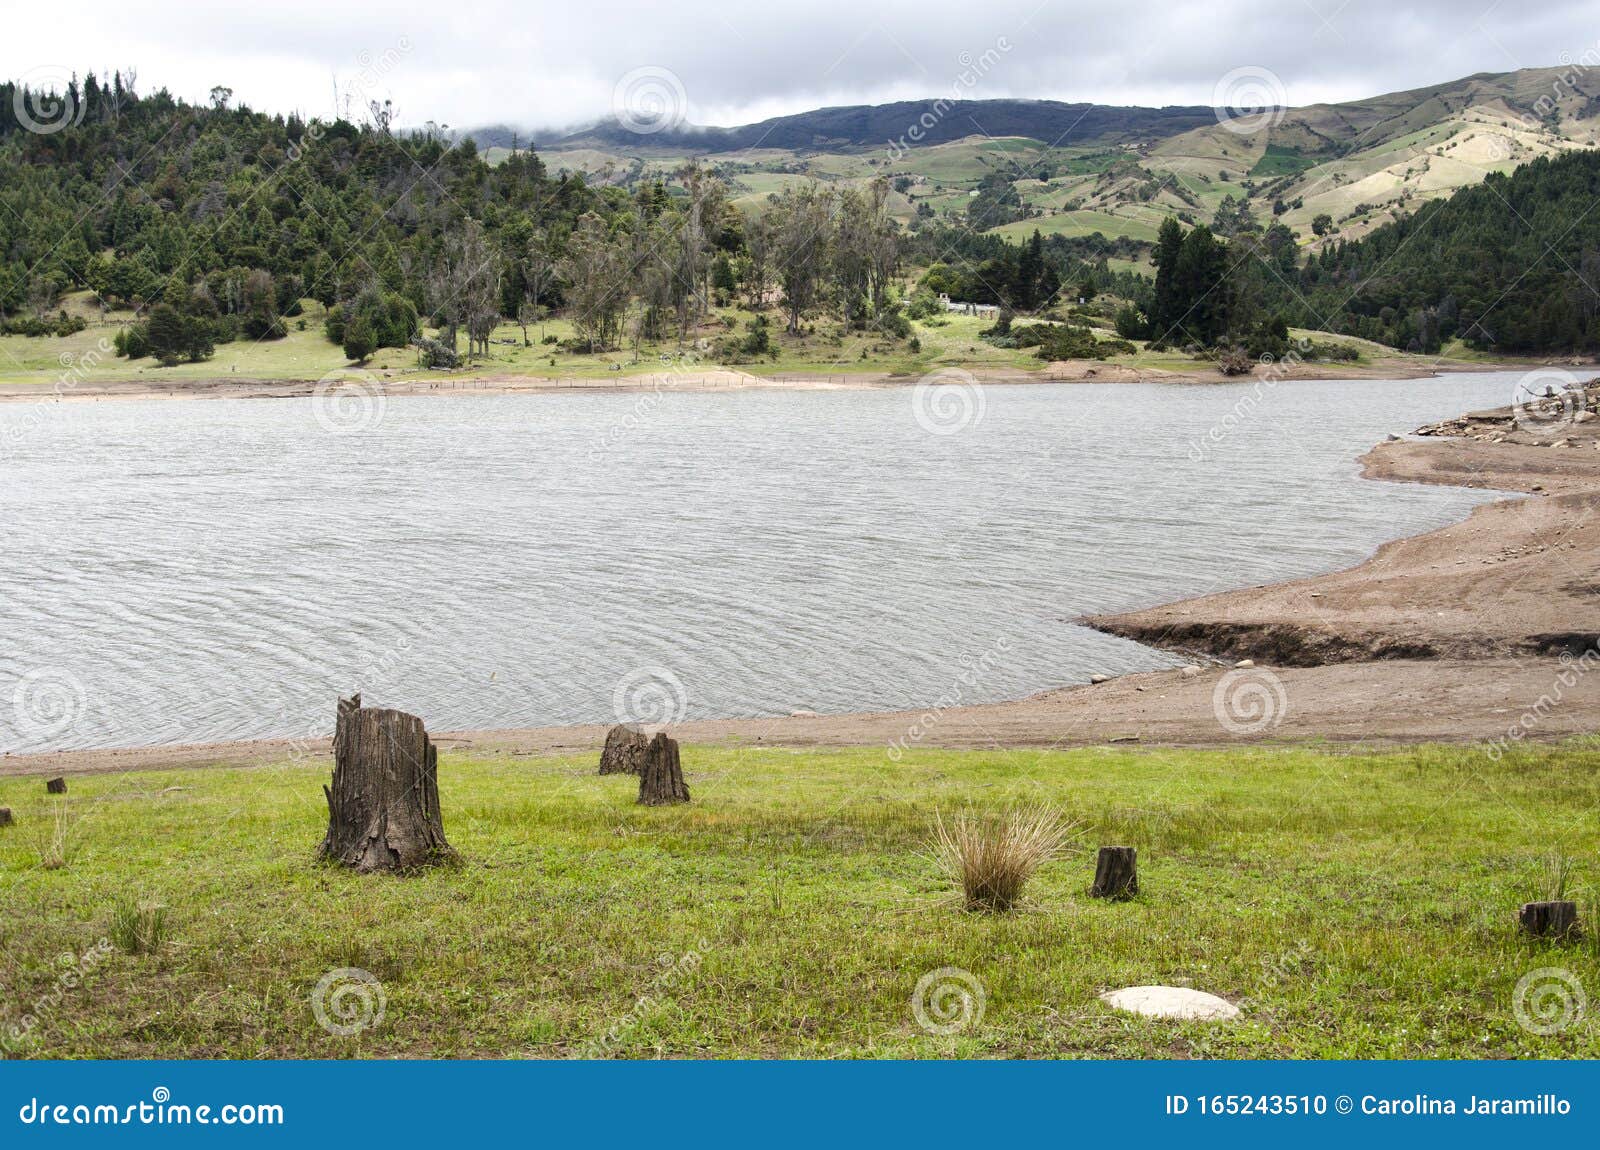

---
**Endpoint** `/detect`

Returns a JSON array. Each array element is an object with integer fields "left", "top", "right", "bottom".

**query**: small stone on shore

[
  {"left": 1234, "top": 659, "right": 1255, "bottom": 669},
  {"left": 1101, "top": 986, "right": 1240, "bottom": 1021},
  {"left": 1090, "top": 673, "right": 1110, "bottom": 684},
  {"left": 789, "top": 709, "right": 819, "bottom": 718},
  {"left": 1180, "top": 665, "right": 1202, "bottom": 678}
]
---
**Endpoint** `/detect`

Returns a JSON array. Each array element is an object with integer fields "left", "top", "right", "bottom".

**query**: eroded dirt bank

[{"left": 1087, "top": 386, "right": 1600, "bottom": 665}]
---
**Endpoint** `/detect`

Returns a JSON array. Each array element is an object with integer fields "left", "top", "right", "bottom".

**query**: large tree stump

[
  {"left": 1089, "top": 846, "right": 1139, "bottom": 900},
  {"left": 319, "top": 694, "right": 456, "bottom": 872},
  {"left": 1519, "top": 900, "right": 1578, "bottom": 938},
  {"left": 0, "top": 808, "right": 13, "bottom": 828},
  {"left": 45, "top": 777, "right": 66, "bottom": 795},
  {"left": 637, "top": 732, "right": 690, "bottom": 806},
  {"left": 599, "top": 723, "right": 649, "bottom": 775}
]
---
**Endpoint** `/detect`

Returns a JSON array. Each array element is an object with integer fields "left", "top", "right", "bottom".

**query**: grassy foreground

[{"left": 2, "top": 742, "right": 1598, "bottom": 1059}]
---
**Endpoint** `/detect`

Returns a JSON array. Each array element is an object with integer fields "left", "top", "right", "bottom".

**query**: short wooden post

[
  {"left": 637, "top": 732, "right": 690, "bottom": 806},
  {"left": 0, "top": 808, "right": 13, "bottom": 828},
  {"left": 1519, "top": 900, "right": 1578, "bottom": 938},
  {"left": 45, "top": 777, "right": 66, "bottom": 795},
  {"left": 1090, "top": 846, "right": 1138, "bottom": 899},
  {"left": 599, "top": 723, "right": 649, "bottom": 775}
]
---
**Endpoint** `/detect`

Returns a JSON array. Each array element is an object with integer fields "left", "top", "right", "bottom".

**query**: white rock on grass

[{"left": 1101, "top": 986, "right": 1240, "bottom": 1021}]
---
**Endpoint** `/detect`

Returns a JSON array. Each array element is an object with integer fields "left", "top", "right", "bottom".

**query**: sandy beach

[
  {"left": 6, "top": 382, "right": 1599, "bottom": 778},
  {"left": 0, "top": 354, "right": 1544, "bottom": 405}
]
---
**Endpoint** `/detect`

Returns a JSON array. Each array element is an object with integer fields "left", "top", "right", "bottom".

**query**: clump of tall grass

[
  {"left": 1541, "top": 850, "right": 1575, "bottom": 902},
  {"left": 932, "top": 805, "right": 1079, "bottom": 912},
  {"left": 109, "top": 896, "right": 169, "bottom": 955},
  {"left": 39, "top": 800, "right": 75, "bottom": 870}
]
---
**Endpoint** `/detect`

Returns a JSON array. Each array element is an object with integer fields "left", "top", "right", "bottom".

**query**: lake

[{"left": 0, "top": 372, "right": 1525, "bottom": 752}]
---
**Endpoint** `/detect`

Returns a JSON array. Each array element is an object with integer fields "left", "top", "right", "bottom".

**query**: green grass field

[{"left": 2, "top": 742, "right": 1596, "bottom": 1059}]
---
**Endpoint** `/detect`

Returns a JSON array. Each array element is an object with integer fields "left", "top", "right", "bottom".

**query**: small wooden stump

[
  {"left": 1519, "top": 900, "right": 1578, "bottom": 939},
  {"left": 599, "top": 723, "right": 649, "bottom": 775},
  {"left": 319, "top": 694, "right": 456, "bottom": 873},
  {"left": 45, "top": 777, "right": 66, "bottom": 795},
  {"left": 1090, "top": 846, "right": 1139, "bottom": 900},
  {"left": 637, "top": 732, "right": 690, "bottom": 806},
  {"left": 0, "top": 808, "right": 13, "bottom": 828}
]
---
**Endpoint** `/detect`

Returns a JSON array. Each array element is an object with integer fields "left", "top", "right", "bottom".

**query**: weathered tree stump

[
  {"left": 637, "top": 732, "right": 690, "bottom": 806},
  {"left": 45, "top": 777, "right": 66, "bottom": 795},
  {"left": 599, "top": 723, "right": 649, "bottom": 775},
  {"left": 1089, "top": 845, "right": 1139, "bottom": 899},
  {"left": 0, "top": 808, "right": 13, "bottom": 828},
  {"left": 319, "top": 694, "right": 456, "bottom": 872},
  {"left": 1519, "top": 900, "right": 1578, "bottom": 938}
]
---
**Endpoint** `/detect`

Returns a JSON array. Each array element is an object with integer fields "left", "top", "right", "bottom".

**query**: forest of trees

[
  {"left": 5, "top": 71, "right": 1600, "bottom": 365},
  {"left": 1283, "top": 150, "right": 1600, "bottom": 353},
  {"left": 0, "top": 73, "right": 904, "bottom": 367}
]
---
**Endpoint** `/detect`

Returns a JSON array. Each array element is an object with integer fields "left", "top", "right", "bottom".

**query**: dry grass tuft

[{"left": 932, "top": 805, "right": 1079, "bottom": 912}]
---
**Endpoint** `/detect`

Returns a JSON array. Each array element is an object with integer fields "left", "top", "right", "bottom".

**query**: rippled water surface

[{"left": 0, "top": 373, "right": 1525, "bottom": 751}]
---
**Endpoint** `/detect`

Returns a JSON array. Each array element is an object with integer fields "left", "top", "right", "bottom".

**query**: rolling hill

[{"left": 480, "top": 65, "right": 1600, "bottom": 253}]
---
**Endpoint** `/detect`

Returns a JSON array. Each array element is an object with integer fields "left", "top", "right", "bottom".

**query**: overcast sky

[{"left": 3, "top": 0, "right": 1596, "bottom": 133}]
